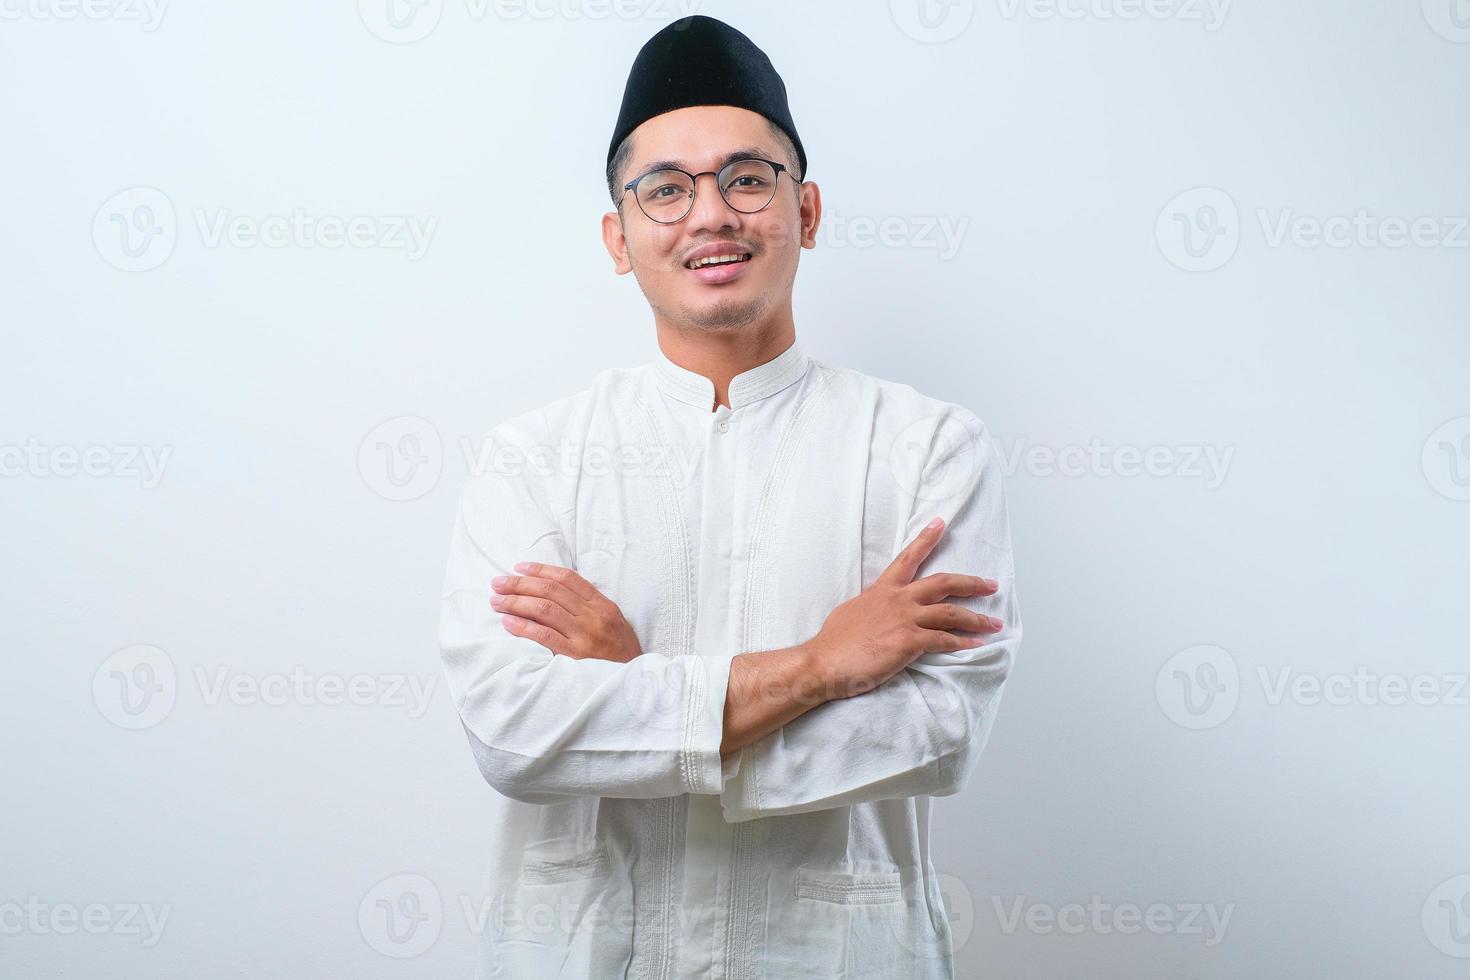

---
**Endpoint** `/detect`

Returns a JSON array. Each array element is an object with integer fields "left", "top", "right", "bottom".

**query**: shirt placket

[{"left": 679, "top": 398, "right": 750, "bottom": 979}]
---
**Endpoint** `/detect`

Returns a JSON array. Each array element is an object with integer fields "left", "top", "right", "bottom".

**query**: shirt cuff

[
  {"left": 721, "top": 745, "right": 744, "bottom": 786},
  {"left": 718, "top": 752, "right": 762, "bottom": 823},
  {"left": 680, "top": 653, "right": 735, "bottom": 795}
]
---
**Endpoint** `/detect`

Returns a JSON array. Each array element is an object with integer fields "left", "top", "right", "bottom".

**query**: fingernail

[
  {"left": 502, "top": 615, "right": 519, "bottom": 627},
  {"left": 514, "top": 562, "right": 531, "bottom": 573},
  {"left": 989, "top": 617, "right": 1005, "bottom": 630},
  {"left": 489, "top": 595, "right": 504, "bottom": 607},
  {"left": 492, "top": 576, "right": 508, "bottom": 588},
  {"left": 983, "top": 578, "right": 999, "bottom": 590},
  {"left": 927, "top": 517, "right": 942, "bottom": 530}
]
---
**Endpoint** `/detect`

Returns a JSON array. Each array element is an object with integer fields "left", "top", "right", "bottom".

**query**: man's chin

[{"left": 676, "top": 292, "right": 770, "bottom": 331}]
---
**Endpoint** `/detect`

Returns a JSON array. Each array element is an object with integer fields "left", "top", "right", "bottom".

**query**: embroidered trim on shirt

[
  {"left": 630, "top": 388, "right": 703, "bottom": 795},
  {"left": 627, "top": 379, "right": 699, "bottom": 980},
  {"left": 521, "top": 843, "right": 612, "bottom": 884},
  {"left": 794, "top": 869, "right": 904, "bottom": 906},
  {"left": 724, "top": 362, "right": 837, "bottom": 980},
  {"left": 739, "top": 362, "right": 839, "bottom": 814}
]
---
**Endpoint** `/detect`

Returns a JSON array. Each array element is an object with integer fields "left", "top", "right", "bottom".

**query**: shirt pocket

[
  {"left": 766, "top": 865, "right": 905, "bottom": 979},
  {"left": 520, "top": 839, "right": 612, "bottom": 885},
  {"left": 491, "top": 837, "right": 633, "bottom": 977}
]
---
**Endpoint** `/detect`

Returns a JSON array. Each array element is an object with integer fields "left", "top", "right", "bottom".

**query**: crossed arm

[
  {"left": 438, "top": 412, "right": 1020, "bottom": 821},
  {"left": 494, "top": 516, "right": 1004, "bottom": 758}
]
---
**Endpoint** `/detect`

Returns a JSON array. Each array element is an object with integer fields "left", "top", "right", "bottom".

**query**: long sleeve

[
  {"left": 717, "top": 408, "right": 1021, "bottom": 823},
  {"left": 437, "top": 420, "right": 735, "bottom": 804}
]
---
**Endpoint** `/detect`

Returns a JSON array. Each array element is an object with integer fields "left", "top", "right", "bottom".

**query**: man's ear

[
  {"left": 798, "top": 180, "right": 822, "bottom": 250},
  {"left": 601, "top": 210, "right": 634, "bottom": 275}
]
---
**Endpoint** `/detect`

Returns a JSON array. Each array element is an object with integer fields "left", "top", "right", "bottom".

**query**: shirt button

[{"left": 717, "top": 420, "right": 729, "bottom": 433}]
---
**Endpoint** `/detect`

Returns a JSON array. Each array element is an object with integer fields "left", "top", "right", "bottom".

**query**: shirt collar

[{"left": 652, "top": 339, "right": 810, "bottom": 411}]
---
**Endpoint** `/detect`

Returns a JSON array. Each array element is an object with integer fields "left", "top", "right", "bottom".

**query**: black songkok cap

[{"left": 608, "top": 15, "right": 807, "bottom": 180}]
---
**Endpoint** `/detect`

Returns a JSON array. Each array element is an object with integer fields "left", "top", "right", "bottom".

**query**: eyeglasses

[{"left": 621, "top": 157, "right": 791, "bottom": 224}]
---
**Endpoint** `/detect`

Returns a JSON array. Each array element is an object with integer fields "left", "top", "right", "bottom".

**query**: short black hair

[{"left": 606, "top": 118, "right": 803, "bottom": 205}]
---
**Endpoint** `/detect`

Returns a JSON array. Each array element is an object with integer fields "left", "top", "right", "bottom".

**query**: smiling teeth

[{"left": 689, "top": 254, "right": 749, "bottom": 269}]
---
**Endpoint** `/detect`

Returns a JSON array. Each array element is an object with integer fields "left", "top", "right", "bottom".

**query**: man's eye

[{"left": 650, "top": 185, "right": 681, "bottom": 198}]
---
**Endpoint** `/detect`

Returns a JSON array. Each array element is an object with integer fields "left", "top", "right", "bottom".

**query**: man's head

[
  {"left": 600, "top": 17, "right": 820, "bottom": 334},
  {"left": 602, "top": 105, "right": 820, "bottom": 333}
]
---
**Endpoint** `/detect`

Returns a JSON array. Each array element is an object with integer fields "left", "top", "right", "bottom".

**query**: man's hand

[
  {"left": 490, "top": 562, "right": 643, "bottom": 663},
  {"left": 803, "top": 516, "right": 1004, "bottom": 700}
]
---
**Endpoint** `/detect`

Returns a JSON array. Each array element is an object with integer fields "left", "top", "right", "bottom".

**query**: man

[{"left": 437, "top": 15, "right": 1021, "bottom": 979}]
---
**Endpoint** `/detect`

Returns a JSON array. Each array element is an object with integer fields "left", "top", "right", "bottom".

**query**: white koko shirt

[{"left": 438, "top": 338, "right": 1021, "bottom": 980}]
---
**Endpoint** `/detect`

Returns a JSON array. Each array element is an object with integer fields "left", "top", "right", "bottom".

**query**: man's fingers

[
  {"left": 878, "top": 517, "right": 946, "bottom": 587},
  {"left": 493, "top": 572, "right": 584, "bottom": 612},
  {"left": 500, "top": 614, "right": 571, "bottom": 656},
  {"left": 491, "top": 591, "right": 576, "bottom": 636},
  {"left": 911, "top": 572, "right": 999, "bottom": 604},
  {"left": 513, "top": 561, "right": 598, "bottom": 601},
  {"left": 915, "top": 602, "right": 1004, "bottom": 634},
  {"left": 915, "top": 626, "right": 991, "bottom": 655}
]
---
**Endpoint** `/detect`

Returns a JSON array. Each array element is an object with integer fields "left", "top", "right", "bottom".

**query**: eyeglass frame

[{"left": 620, "top": 156, "right": 796, "bottom": 224}]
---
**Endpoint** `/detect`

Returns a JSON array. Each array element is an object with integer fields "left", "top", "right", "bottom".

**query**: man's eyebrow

[{"left": 632, "top": 146, "right": 777, "bottom": 177}]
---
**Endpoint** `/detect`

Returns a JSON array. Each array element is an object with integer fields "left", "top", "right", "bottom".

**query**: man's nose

[{"left": 683, "top": 172, "right": 741, "bottom": 234}]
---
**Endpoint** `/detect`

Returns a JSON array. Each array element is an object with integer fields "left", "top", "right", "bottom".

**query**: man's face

[{"left": 602, "top": 105, "right": 820, "bottom": 332}]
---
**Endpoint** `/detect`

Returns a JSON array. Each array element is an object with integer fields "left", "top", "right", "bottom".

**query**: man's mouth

[
  {"left": 684, "top": 252, "right": 752, "bottom": 270},
  {"left": 684, "top": 248, "right": 753, "bottom": 284}
]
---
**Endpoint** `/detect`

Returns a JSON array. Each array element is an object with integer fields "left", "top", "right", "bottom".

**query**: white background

[{"left": 3, "top": 0, "right": 1468, "bottom": 977}]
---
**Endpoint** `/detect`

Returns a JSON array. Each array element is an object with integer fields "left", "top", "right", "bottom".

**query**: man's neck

[{"left": 654, "top": 316, "right": 797, "bottom": 411}]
